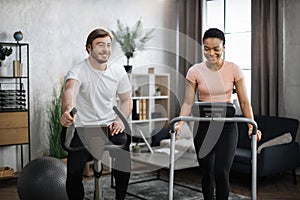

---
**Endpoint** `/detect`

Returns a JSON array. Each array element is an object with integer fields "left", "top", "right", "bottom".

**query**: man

[{"left": 60, "top": 28, "right": 132, "bottom": 200}]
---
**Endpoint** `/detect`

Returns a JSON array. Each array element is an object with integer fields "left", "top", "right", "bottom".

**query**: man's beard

[{"left": 91, "top": 51, "right": 109, "bottom": 64}]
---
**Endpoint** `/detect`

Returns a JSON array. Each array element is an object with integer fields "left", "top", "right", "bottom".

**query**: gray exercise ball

[{"left": 17, "top": 156, "right": 68, "bottom": 200}]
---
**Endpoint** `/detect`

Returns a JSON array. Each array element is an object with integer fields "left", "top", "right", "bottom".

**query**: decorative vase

[
  {"left": 124, "top": 65, "right": 132, "bottom": 73},
  {"left": 0, "top": 66, "right": 9, "bottom": 77},
  {"left": 13, "top": 31, "right": 23, "bottom": 42}
]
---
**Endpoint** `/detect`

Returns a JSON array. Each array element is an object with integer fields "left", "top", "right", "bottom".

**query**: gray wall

[
  {"left": 0, "top": 0, "right": 177, "bottom": 170},
  {"left": 282, "top": 0, "right": 300, "bottom": 140}
]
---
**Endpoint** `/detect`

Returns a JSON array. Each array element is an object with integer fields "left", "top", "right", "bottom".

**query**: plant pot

[
  {"left": 61, "top": 158, "right": 68, "bottom": 164},
  {"left": 132, "top": 146, "right": 141, "bottom": 154},
  {"left": 0, "top": 66, "right": 9, "bottom": 77},
  {"left": 124, "top": 65, "right": 132, "bottom": 73}
]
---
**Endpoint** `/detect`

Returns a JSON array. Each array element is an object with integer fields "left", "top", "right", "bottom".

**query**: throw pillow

[{"left": 257, "top": 132, "right": 292, "bottom": 154}]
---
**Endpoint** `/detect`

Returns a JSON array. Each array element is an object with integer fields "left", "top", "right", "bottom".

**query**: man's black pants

[{"left": 66, "top": 129, "right": 131, "bottom": 200}]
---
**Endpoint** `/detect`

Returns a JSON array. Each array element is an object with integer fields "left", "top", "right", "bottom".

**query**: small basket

[{"left": 0, "top": 167, "right": 14, "bottom": 178}]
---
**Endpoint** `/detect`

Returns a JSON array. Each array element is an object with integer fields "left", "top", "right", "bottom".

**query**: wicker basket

[{"left": 0, "top": 167, "right": 14, "bottom": 177}]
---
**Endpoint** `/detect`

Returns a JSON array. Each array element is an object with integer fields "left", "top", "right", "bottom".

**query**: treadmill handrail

[{"left": 170, "top": 116, "right": 258, "bottom": 134}]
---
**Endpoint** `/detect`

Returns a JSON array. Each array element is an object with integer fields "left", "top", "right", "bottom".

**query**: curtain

[
  {"left": 170, "top": 0, "right": 203, "bottom": 119},
  {"left": 251, "top": 0, "right": 284, "bottom": 116},
  {"left": 177, "top": 0, "right": 203, "bottom": 76}
]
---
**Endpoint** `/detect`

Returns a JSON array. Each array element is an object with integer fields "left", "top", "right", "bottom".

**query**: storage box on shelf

[{"left": 0, "top": 42, "right": 30, "bottom": 171}]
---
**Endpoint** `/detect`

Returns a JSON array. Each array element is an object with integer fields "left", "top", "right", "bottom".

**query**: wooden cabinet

[
  {"left": 0, "top": 112, "right": 28, "bottom": 146},
  {"left": 0, "top": 42, "right": 30, "bottom": 169}
]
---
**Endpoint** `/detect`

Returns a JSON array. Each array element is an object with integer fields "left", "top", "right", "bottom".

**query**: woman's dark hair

[
  {"left": 203, "top": 28, "right": 225, "bottom": 45},
  {"left": 85, "top": 28, "right": 113, "bottom": 53}
]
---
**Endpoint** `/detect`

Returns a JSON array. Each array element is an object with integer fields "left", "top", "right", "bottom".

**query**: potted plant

[
  {"left": 47, "top": 84, "right": 68, "bottom": 160},
  {"left": 132, "top": 138, "right": 142, "bottom": 154},
  {"left": 112, "top": 19, "right": 154, "bottom": 73},
  {"left": 0, "top": 44, "right": 13, "bottom": 76}
]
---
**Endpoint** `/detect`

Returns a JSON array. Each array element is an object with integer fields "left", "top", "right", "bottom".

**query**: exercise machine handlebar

[
  {"left": 170, "top": 116, "right": 258, "bottom": 134},
  {"left": 60, "top": 107, "right": 85, "bottom": 152},
  {"left": 60, "top": 106, "right": 131, "bottom": 153}
]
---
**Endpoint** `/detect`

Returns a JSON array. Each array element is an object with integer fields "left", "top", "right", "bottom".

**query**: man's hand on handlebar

[
  {"left": 109, "top": 119, "right": 125, "bottom": 136},
  {"left": 60, "top": 110, "right": 75, "bottom": 127}
]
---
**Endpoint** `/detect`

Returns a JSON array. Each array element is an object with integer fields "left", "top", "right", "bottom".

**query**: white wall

[{"left": 0, "top": 0, "right": 177, "bottom": 170}]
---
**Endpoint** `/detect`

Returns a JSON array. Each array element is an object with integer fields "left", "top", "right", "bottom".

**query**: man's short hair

[{"left": 85, "top": 28, "right": 113, "bottom": 53}]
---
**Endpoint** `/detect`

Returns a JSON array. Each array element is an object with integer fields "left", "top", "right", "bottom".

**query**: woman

[{"left": 175, "top": 28, "right": 261, "bottom": 200}]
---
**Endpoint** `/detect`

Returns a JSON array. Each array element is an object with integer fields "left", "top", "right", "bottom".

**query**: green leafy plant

[
  {"left": 132, "top": 138, "right": 141, "bottom": 153},
  {"left": 0, "top": 45, "right": 13, "bottom": 67},
  {"left": 112, "top": 19, "right": 155, "bottom": 66},
  {"left": 48, "top": 85, "right": 67, "bottom": 159},
  {"left": 132, "top": 143, "right": 141, "bottom": 153}
]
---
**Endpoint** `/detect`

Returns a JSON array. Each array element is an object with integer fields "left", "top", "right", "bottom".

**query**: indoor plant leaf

[
  {"left": 48, "top": 84, "right": 67, "bottom": 159},
  {"left": 112, "top": 19, "right": 155, "bottom": 66}
]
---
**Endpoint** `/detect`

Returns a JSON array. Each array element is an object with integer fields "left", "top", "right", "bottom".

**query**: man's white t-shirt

[{"left": 65, "top": 59, "right": 131, "bottom": 127}]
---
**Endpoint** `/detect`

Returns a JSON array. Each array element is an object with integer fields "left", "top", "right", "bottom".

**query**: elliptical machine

[{"left": 61, "top": 106, "right": 131, "bottom": 200}]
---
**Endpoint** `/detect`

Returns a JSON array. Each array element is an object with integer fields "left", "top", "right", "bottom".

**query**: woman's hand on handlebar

[
  {"left": 109, "top": 119, "right": 125, "bottom": 136},
  {"left": 170, "top": 121, "right": 185, "bottom": 140},
  {"left": 60, "top": 110, "right": 75, "bottom": 127},
  {"left": 248, "top": 125, "right": 262, "bottom": 142}
]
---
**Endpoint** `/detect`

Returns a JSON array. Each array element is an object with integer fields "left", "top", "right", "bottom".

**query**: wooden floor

[
  {"left": 1, "top": 168, "right": 300, "bottom": 200},
  {"left": 173, "top": 168, "right": 300, "bottom": 200},
  {"left": 230, "top": 171, "right": 300, "bottom": 200}
]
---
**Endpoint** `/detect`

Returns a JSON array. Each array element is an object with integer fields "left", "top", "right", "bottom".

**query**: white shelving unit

[{"left": 128, "top": 73, "right": 170, "bottom": 146}]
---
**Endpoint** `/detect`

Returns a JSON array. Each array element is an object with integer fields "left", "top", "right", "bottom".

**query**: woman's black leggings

[
  {"left": 66, "top": 129, "right": 131, "bottom": 200},
  {"left": 194, "top": 122, "right": 238, "bottom": 200}
]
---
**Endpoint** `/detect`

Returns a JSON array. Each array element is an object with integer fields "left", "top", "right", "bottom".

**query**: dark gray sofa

[{"left": 232, "top": 115, "right": 300, "bottom": 184}]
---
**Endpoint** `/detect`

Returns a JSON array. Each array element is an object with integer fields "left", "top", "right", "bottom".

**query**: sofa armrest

[{"left": 258, "top": 142, "right": 300, "bottom": 176}]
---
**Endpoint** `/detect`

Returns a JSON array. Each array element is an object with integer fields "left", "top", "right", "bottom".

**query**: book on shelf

[
  {"left": 13, "top": 60, "right": 23, "bottom": 77},
  {"left": 132, "top": 99, "right": 140, "bottom": 120},
  {"left": 139, "top": 99, "right": 147, "bottom": 120}
]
